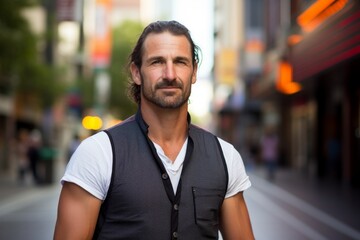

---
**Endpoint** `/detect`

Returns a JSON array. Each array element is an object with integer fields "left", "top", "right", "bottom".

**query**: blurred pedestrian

[
  {"left": 16, "top": 129, "right": 30, "bottom": 184},
  {"left": 27, "top": 129, "right": 42, "bottom": 185},
  {"left": 67, "top": 133, "right": 80, "bottom": 163},
  {"left": 260, "top": 126, "right": 279, "bottom": 180},
  {"left": 54, "top": 20, "right": 254, "bottom": 239}
]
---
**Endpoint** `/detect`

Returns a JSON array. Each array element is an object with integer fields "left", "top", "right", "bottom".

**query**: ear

[
  {"left": 191, "top": 63, "right": 198, "bottom": 84},
  {"left": 130, "top": 62, "right": 141, "bottom": 85}
]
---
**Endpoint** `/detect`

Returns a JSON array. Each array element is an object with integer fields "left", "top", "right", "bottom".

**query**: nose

[{"left": 163, "top": 62, "right": 176, "bottom": 80}]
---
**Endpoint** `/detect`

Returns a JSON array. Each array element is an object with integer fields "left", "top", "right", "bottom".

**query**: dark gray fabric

[{"left": 93, "top": 111, "right": 228, "bottom": 239}]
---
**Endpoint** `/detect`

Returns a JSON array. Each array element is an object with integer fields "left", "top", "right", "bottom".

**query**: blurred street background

[{"left": 0, "top": 0, "right": 359, "bottom": 239}]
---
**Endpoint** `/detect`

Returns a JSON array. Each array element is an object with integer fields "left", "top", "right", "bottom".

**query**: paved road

[
  {"left": 0, "top": 185, "right": 60, "bottom": 240},
  {"left": 247, "top": 175, "right": 360, "bottom": 240},
  {"left": 0, "top": 174, "right": 359, "bottom": 240}
]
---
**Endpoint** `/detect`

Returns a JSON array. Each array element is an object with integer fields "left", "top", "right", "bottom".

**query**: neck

[{"left": 140, "top": 102, "right": 189, "bottom": 152}]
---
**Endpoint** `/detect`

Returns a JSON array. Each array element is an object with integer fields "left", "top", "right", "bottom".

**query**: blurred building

[
  {"left": 0, "top": 4, "right": 47, "bottom": 173},
  {"left": 0, "top": 0, "right": 177, "bottom": 175},
  {"left": 213, "top": 0, "right": 245, "bottom": 148},
  {"left": 214, "top": 0, "right": 264, "bottom": 162},
  {"left": 287, "top": 0, "right": 359, "bottom": 186},
  {"left": 214, "top": 0, "right": 360, "bottom": 187}
]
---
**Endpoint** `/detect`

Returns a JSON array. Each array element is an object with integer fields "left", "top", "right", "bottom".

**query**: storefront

[{"left": 290, "top": 0, "right": 360, "bottom": 185}]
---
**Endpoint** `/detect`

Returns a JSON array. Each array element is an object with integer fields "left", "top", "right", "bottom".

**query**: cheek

[
  {"left": 179, "top": 68, "right": 195, "bottom": 82},
  {"left": 149, "top": 68, "right": 163, "bottom": 79},
  {"left": 143, "top": 68, "right": 161, "bottom": 83},
  {"left": 139, "top": 73, "right": 153, "bottom": 91}
]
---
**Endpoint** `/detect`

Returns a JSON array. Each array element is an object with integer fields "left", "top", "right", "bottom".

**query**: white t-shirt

[{"left": 61, "top": 131, "right": 251, "bottom": 200}]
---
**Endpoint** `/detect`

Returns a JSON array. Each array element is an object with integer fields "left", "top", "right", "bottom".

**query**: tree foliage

[
  {"left": 108, "top": 20, "right": 144, "bottom": 119},
  {"left": 0, "top": 0, "right": 65, "bottom": 108}
]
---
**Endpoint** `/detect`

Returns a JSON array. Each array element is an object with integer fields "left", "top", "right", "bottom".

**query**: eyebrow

[
  {"left": 145, "top": 56, "right": 164, "bottom": 63},
  {"left": 145, "top": 56, "right": 192, "bottom": 64},
  {"left": 174, "top": 56, "right": 191, "bottom": 64}
]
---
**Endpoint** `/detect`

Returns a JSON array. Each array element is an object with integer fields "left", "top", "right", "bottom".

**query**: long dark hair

[{"left": 127, "top": 20, "right": 201, "bottom": 104}]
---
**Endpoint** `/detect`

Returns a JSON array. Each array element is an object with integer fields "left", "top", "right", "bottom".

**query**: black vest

[{"left": 93, "top": 111, "right": 228, "bottom": 240}]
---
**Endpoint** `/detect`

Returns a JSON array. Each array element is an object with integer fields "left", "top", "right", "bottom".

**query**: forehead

[{"left": 142, "top": 32, "right": 192, "bottom": 58}]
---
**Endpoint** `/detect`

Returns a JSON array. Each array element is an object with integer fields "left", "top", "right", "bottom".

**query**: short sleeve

[
  {"left": 61, "top": 131, "right": 112, "bottom": 200},
  {"left": 218, "top": 138, "right": 251, "bottom": 198}
]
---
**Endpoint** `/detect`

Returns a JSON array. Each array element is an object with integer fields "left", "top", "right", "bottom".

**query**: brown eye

[{"left": 151, "top": 59, "right": 164, "bottom": 65}]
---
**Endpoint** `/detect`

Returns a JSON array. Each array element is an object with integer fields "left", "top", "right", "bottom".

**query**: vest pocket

[{"left": 192, "top": 187, "right": 224, "bottom": 238}]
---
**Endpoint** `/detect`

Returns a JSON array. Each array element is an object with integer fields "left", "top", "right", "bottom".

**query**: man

[{"left": 54, "top": 20, "right": 254, "bottom": 240}]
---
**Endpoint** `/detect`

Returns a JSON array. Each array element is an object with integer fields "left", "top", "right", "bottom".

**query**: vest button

[
  {"left": 172, "top": 231, "right": 178, "bottom": 239},
  {"left": 161, "top": 173, "right": 168, "bottom": 179},
  {"left": 173, "top": 204, "right": 179, "bottom": 211}
]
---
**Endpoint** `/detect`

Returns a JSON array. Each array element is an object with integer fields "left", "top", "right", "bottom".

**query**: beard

[{"left": 140, "top": 74, "right": 191, "bottom": 109}]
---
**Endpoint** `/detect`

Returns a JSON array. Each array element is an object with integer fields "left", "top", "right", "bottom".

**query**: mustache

[{"left": 155, "top": 79, "right": 183, "bottom": 89}]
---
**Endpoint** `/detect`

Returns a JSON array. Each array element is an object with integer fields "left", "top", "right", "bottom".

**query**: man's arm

[
  {"left": 54, "top": 182, "right": 102, "bottom": 240},
  {"left": 220, "top": 191, "right": 255, "bottom": 240}
]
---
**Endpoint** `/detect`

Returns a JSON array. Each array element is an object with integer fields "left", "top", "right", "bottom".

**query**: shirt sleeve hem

[
  {"left": 225, "top": 178, "right": 252, "bottom": 199},
  {"left": 61, "top": 174, "right": 104, "bottom": 201}
]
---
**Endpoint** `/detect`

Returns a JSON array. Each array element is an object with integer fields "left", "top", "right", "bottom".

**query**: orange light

[
  {"left": 297, "top": 0, "right": 348, "bottom": 32},
  {"left": 297, "top": 0, "right": 335, "bottom": 27},
  {"left": 276, "top": 62, "right": 302, "bottom": 95},
  {"left": 245, "top": 39, "right": 264, "bottom": 52},
  {"left": 288, "top": 34, "right": 303, "bottom": 45}
]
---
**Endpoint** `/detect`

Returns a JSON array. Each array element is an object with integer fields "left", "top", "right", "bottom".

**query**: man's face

[{"left": 131, "top": 32, "right": 197, "bottom": 109}]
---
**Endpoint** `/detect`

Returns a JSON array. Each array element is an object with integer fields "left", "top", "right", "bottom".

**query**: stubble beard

[{"left": 140, "top": 75, "right": 191, "bottom": 109}]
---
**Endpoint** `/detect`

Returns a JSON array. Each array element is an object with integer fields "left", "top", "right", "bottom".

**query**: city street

[
  {"left": 0, "top": 184, "right": 60, "bottom": 240},
  {"left": 0, "top": 171, "right": 360, "bottom": 240},
  {"left": 0, "top": 1, "right": 359, "bottom": 239}
]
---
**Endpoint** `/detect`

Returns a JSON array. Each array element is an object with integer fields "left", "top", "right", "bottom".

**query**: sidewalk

[
  {"left": 248, "top": 166, "right": 360, "bottom": 232},
  {"left": 0, "top": 159, "right": 64, "bottom": 209},
  {"left": 0, "top": 171, "right": 58, "bottom": 201}
]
